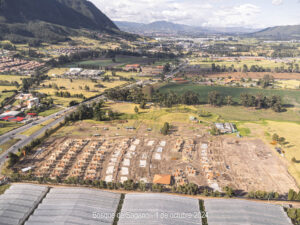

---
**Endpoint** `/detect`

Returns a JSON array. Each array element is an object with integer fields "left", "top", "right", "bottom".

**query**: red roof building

[{"left": 27, "top": 113, "right": 37, "bottom": 116}]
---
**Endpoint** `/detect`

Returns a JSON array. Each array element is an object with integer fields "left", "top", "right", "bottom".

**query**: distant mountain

[
  {"left": 115, "top": 21, "right": 207, "bottom": 35},
  {"left": 249, "top": 25, "right": 300, "bottom": 40},
  {"left": 115, "top": 20, "right": 260, "bottom": 36},
  {"left": 0, "top": 0, "right": 119, "bottom": 43}
]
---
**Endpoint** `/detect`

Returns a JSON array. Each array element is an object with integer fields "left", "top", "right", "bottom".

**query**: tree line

[
  {"left": 211, "top": 63, "right": 300, "bottom": 73},
  {"left": 104, "top": 86, "right": 285, "bottom": 112},
  {"left": 64, "top": 102, "right": 118, "bottom": 123},
  {"left": 54, "top": 91, "right": 85, "bottom": 99}
]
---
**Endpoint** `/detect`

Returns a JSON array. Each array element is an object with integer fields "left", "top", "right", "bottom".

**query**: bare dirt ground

[
  {"left": 17, "top": 121, "right": 299, "bottom": 194},
  {"left": 203, "top": 72, "right": 300, "bottom": 80}
]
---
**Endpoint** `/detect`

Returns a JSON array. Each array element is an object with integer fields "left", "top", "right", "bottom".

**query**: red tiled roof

[
  {"left": 153, "top": 174, "right": 172, "bottom": 185},
  {"left": 1, "top": 116, "right": 13, "bottom": 121},
  {"left": 27, "top": 113, "right": 37, "bottom": 116},
  {"left": 12, "top": 117, "right": 25, "bottom": 122}
]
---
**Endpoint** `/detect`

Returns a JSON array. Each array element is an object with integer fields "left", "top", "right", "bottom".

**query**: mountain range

[
  {"left": 114, "top": 21, "right": 261, "bottom": 36},
  {"left": 115, "top": 20, "right": 300, "bottom": 40},
  {"left": 250, "top": 25, "right": 300, "bottom": 40},
  {"left": 0, "top": 0, "right": 119, "bottom": 43}
]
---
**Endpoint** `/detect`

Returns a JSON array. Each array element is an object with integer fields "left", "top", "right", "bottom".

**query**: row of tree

[
  {"left": 211, "top": 63, "right": 300, "bottom": 73},
  {"left": 105, "top": 86, "right": 284, "bottom": 112},
  {"left": 240, "top": 93, "right": 283, "bottom": 112},
  {"left": 54, "top": 91, "right": 85, "bottom": 99}
]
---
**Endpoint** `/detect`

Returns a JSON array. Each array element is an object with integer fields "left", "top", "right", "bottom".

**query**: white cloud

[
  {"left": 272, "top": 0, "right": 283, "bottom": 5},
  {"left": 91, "top": 0, "right": 262, "bottom": 27}
]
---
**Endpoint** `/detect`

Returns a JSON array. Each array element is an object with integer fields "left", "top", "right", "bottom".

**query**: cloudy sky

[{"left": 90, "top": 0, "right": 300, "bottom": 28}]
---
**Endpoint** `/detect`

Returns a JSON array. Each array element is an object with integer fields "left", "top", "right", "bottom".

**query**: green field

[
  {"left": 0, "top": 138, "right": 20, "bottom": 155},
  {"left": 64, "top": 55, "right": 156, "bottom": 68},
  {"left": 159, "top": 83, "right": 300, "bottom": 106},
  {"left": 38, "top": 107, "right": 61, "bottom": 117},
  {"left": 0, "top": 91, "right": 15, "bottom": 105}
]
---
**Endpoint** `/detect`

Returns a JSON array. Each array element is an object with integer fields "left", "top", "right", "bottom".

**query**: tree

[
  {"left": 139, "top": 101, "right": 146, "bottom": 109},
  {"left": 210, "top": 126, "right": 220, "bottom": 136},
  {"left": 242, "top": 64, "right": 248, "bottom": 72},
  {"left": 161, "top": 122, "right": 170, "bottom": 135},
  {"left": 278, "top": 137, "right": 286, "bottom": 147},
  {"left": 225, "top": 96, "right": 233, "bottom": 105},
  {"left": 134, "top": 106, "right": 139, "bottom": 114},
  {"left": 163, "top": 63, "right": 171, "bottom": 73},
  {"left": 272, "top": 133, "right": 279, "bottom": 142},
  {"left": 288, "top": 189, "right": 297, "bottom": 201},
  {"left": 223, "top": 186, "right": 234, "bottom": 198},
  {"left": 208, "top": 91, "right": 223, "bottom": 106},
  {"left": 8, "top": 152, "right": 19, "bottom": 167}
]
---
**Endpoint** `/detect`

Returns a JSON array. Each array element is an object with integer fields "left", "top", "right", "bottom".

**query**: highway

[{"left": 0, "top": 95, "right": 102, "bottom": 169}]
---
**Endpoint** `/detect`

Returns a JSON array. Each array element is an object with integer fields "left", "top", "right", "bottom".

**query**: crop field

[
  {"left": 0, "top": 75, "right": 27, "bottom": 82},
  {"left": 38, "top": 78, "right": 127, "bottom": 106},
  {"left": 159, "top": 83, "right": 300, "bottom": 106}
]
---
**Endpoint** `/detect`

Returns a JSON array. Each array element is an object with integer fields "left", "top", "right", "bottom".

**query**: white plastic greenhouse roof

[
  {"left": 0, "top": 184, "right": 48, "bottom": 225},
  {"left": 204, "top": 199, "right": 292, "bottom": 225},
  {"left": 118, "top": 193, "right": 202, "bottom": 225},
  {"left": 25, "top": 187, "right": 121, "bottom": 225},
  {"left": 0, "top": 184, "right": 294, "bottom": 225}
]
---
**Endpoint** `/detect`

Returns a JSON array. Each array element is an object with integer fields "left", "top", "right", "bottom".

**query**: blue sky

[{"left": 91, "top": 0, "right": 300, "bottom": 28}]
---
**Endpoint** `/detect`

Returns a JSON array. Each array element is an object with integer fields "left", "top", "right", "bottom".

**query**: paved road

[
  {"left": 0, "top": 108, "right": 69, "bottom": 146},
  {"left": 0, "top": 94, "right": 107, "bottom": 169}
]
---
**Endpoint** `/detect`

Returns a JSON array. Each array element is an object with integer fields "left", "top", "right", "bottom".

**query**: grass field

[
  {"left": 0, "top": 122, "right": 22, "bottom": 136},
  {"left": 276, "top": 80, "right": 300, "bottom": 89},
  {"left": 0, "top": 86, "right": 17, "bottom": 92},
  {"left": 38, "top": 107, "right": 61, "bottom": 117},
  {"left": 0, "top": 138, "right": 20, "bottom": 155},
  {"left": 237, "top": 121, "right": 300, "bottom": 185},
  {"left": 20, "top": 119, "right": 55, "bottom": 136},
  {"left": 47, "top": 68, "right": 69, "bottom": 76},
  {"left": 0, "top": 184, "right": 10, "bottom": 195},
  {"left": 107, "top": 103, "right": 200, "bottom": 132},
  {"left": 159, "top": 83, "right": 300, "bottom": 106},
  {"left": 0, "top": 91, "right": 15, "bottom": 105},
  {"left": 0, "top": 75, "right": 27, "bottom": 82}
]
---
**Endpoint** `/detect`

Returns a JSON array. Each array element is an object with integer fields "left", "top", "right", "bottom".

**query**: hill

[
  {"left": 0, "top": 0, "right": 119, "bottom": 43},
  {"left": 250, "top": 25, "right": 300, "bottom": 40}
]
